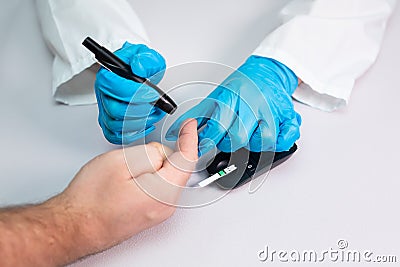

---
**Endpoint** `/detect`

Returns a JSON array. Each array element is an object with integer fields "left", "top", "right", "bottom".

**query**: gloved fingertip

[
  {"left": 274, "top": 114, "right": 302, "bottom": 151},
  {"left": 295, "top": 112, "right": 302, "bottom": 126},
  {"left": 122, "top": 126, "right": 156, "bottom": 144},
  {"left": 276, "top": 128, "right": 300, "bottom": 152},
  {"left": 217, "top": 146, "right": 231, "bottom": 153},
  {"left": 165, "top": 120, "right": 184, "bottom": 140},
  {"left": 247, "top": 143, "right": 262, "bottom": 153},
  {"left": 122, "top": 41, "right": 132, "bottom": 49},
  {"left": 275, "top": 141, "right": 292, "bottom": 152},
  {"left": 165, "top": 134, "right": 178, "bottom": 142},
  {"left": 198, "top": 145, "right": 212, "bottom": 158},
  {"left": 104, "top": 133, "right": 123, "bottom": 145},
  {"left": 98, "top": 118, "right": 121, "bottom": 145},
  {"left": 165, "top": 127, "right": 177, "bottom": 139},
  {"left": 144, "top": 125, "right": 156, "bottom": 137},
  {"left": 198, "top": 138, "right": 215, "bottom": 155}
]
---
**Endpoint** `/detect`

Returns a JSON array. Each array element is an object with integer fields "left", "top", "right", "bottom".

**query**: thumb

[
  {"left": 175, "top": 119, "right": 199, "bottom": 161},
  {"left": 158, "top": 119, "right": 199, "bottom": 186}
]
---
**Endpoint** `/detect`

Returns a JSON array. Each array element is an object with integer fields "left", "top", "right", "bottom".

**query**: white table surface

[{"left": 1, "top": 1, "right": 400, "bottom": 266}]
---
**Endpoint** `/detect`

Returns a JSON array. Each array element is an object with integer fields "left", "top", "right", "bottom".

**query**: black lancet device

[{"left": 82, "top": 37, "right": 177, "bottom": 114}]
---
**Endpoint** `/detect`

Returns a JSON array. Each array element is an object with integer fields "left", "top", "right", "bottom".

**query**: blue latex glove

[
  {"left": 166, "top": 56, "right": 301, "bottom": 156},
  {"left": 95, "top": 42, "right": 166, "bottom": 144}
]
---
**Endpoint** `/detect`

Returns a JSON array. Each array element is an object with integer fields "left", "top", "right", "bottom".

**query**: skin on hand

[
  {"left": 61, "top": 119, "right": 198, "bottom": 249},
  {"left": 0, "top": 119, "right": 198, "bottom": 267}
]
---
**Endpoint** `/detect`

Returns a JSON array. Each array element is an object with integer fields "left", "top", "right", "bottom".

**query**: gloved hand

[
  {"left": 166, "top": 56, "right": 301, "bottom": 156},
  {"left": 95, "top": 42, "right": 166, "bottom": 144}
]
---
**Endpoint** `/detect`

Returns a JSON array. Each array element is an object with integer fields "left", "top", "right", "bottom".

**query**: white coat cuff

[
  {"left": 36, "top": 0, "right": 151, "bottom": 105},
  {"left": 53, "top": 38, "right": 147, "bottom": 106},
  {"left": 252, "top": 48, "right": 348, "bottom": 112}
]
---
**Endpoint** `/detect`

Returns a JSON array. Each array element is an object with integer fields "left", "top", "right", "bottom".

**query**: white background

[{"left": 0, "top": 0, "right": 399, "bottom": 266}]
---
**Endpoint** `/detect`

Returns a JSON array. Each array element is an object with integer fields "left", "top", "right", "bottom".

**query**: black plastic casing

[{"left": 206, "top": 144, "right": 298, "bottom": 189}]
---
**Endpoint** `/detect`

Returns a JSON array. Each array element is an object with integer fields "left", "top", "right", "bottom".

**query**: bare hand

[{"left": 50, "top": 119, "right": 198, "bottom": 255}]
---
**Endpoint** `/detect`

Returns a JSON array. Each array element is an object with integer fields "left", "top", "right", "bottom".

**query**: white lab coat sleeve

[
  {"left": 253, "top": 0, "right": 396, "bottom": 111},
  {"left": 36, "top": 0, "right": 150, "bottom": 105}
]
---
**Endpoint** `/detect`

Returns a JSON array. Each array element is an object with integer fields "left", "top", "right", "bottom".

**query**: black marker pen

[{"left": 82, "top": 37, "right": 177, "bottom": 114}]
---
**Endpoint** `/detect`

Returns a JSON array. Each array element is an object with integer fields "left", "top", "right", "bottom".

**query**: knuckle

[
  {"left": 104, "top": 133, "right": 120, "bottom": 144},
  {"left": 108, "top": 120, "right": 124, "bottom": 133},
  {"left": 147, "top": 142, "right": 166, "bottom": 160},
  {"left": 96, "top": 68, "right": 117, "bottom": 87},
  {"left": 105, "top": 101, "right": 126, "bottom": 120}
]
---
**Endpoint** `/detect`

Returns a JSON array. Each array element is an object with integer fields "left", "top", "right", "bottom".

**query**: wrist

[
  {"left": 39, "top": 196, "right": 92, "bottom": 264},
  {"left": 44, "top": 194, "right": 111, "bottom": 257},
  {"left": 0, "top": 198, "right": 96, "bottom": 266}
]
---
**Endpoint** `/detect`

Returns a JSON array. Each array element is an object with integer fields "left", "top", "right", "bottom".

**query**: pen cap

[
  {"left": 83, "top": 37, "right": 145, "bottom": 83},
  {"left": 82, "top": 37, "right": 102, "bottom": 55}
]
